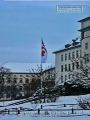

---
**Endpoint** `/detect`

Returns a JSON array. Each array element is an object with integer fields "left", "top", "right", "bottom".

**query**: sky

[{"left": 0, "top": 0, "right": 90, "bottom": 66}]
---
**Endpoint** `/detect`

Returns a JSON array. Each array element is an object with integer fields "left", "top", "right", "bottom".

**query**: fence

[{"left": 0, "top": 104, "right": 90, "bottom": 115}]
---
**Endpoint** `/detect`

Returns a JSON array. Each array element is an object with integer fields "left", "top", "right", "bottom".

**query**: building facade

[
  {"left": 53, "top": 16, "right": 90, "bottom": 85},
  {"left": 0, "top": 72, "right": 39, "bottom": 101},
  {"left": 42, "top": 67, "right": 55, "bottom": 88},
  {"left": 0, "top": 63, "right": 55, "bottom": 100}
]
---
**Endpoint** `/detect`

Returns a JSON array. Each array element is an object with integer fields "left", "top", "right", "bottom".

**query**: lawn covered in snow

[
  {"left": 0, "top": 115, "right": 90, "bottom": 120},
  {"left": 0, "top": 94, "right": 90, "bottom": 120}
]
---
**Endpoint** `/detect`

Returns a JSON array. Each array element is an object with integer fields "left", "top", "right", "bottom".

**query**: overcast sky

[{"left": 0, "top": 0, "right": 90, "bottom": 66}]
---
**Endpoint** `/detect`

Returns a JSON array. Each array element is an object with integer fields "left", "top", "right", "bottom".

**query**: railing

[{"left": 0, "top": 104, "right": 90, "bottom": 116}]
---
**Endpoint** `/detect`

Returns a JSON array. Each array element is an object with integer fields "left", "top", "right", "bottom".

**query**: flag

[{"left": 41, "top": 40, "right": 47, "bottom": 63}]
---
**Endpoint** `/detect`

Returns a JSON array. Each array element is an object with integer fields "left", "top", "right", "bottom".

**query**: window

[
  {"left": 76, "top": 50, "right": 79, "bottom": 58},
  {"left": 61, "top": 54, "right": 63, "bottom": 61},
  {"left": 7, "top": 79, "right": 11, "bottom": 83},
  {"left": 13, "top": 86, "right": 17, "bottom": 91},
  {"left": 20, "top": 75, "right": 23, "bottom": 77},
  {"left": 7, "top": 86, "right": 11, "bottom": 91},
  {"left": 1, "top": 86, "right": 4, "bottom": 91},
  {"left": 81, "top": 32, "right": 84, "bottom": 39},
  {"left": 85, "top": 43, "right": 88, "bottom": 50},
  {"left": 72, "top": 51, "right": 75, "bottom": 59},
  {"left": 7, "top": 77, "right": 10, "bottom": 80},
  {"left": 19, "top": 86, "right": 23, "bottom": 91},
  {"left": 80, "top": 50, "right": 82, "bottom": 57},
  {"left": 1, "top": 78, "right": 4, "bottom": 83},
  {"left": 76, "top": 62, "right": 79, "bottom": 69},
  {"left": 61, "top": 65, "right": 63, "bottom": 72},
  {"left": 25, "top": 85, "right": 29, "bottom": 91},
  {"left": 72, "top": 63, "right": 75, "bottom": 70},
  {"left": 85, "top": 69, "right": 88, "bottom": 77},
  {"left": 7, "top": 74, "right": 10, "bottom": 77},
  {"left": 26, "top": 75, "right": 29, "bottom": 77},
  {"left": 32, "top": 78, "right": 36, "bottom": 81},
  {"left": 7, "top": 75, "right": 11, "bottom": 78},
  {"left": 84, "top": 54, "right": 89, "bottom": 63},
  {"left": 61, "top": 76, "right": 63, "bottom": 83},
  {"left": 14, "top": 78, "right": 17, "bottom": 83},
  {"left": 65, "top": 75, "right": 67, "bottom": 81},
  {"left": 65, "top": 64, "right": 67, "bottom": 71},
  {"left": 80, "top": 60, "right": 83, "bottom": 68},
  {"left": 68, "top": 53, "right": 71, "bottom": 60},
  {"left": 20, "top": 78, "right": 22, "bottom": 83},
  {"left": 68, "top": 74, "right": 70, "bottom": 79},
  {"left": 65, "top": 54, "right": 67, "bottom": 61},
  {"left": 19, "top": 93, "right": 22, "bottom": 97},
  {"left": 26, "top": 78, "right": 29, "bottom": 83},
  {"left": 68, "top": 64, "right": 71, "bottom": 71}
]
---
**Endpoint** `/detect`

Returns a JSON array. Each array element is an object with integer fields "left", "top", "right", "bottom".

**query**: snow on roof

[{"left": 3, "top": 63, "right": 54, "bottom": 73}]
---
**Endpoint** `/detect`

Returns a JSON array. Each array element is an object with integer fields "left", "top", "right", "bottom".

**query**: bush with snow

[{"left": 76, "top": 95, "right": 90, "bottom": 109}]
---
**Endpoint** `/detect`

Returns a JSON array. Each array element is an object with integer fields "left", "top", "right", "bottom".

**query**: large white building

[{"left": 53, "top": 16, "right": 90, "bottom": 85}]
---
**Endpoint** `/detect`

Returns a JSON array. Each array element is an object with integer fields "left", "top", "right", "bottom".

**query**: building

[
  {"left": 0, "top": 63, "right": 55, "bottom": 100},
  {"left": 53, "top": 16, "right": 90, "bottom": 85},
  {"left": 42, "top": 67, "right": 55, "bottom": 88}
]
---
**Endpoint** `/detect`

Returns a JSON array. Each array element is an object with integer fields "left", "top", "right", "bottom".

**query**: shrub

[{"left": 76, "top": 96, "right": 90, "bottom": 109}]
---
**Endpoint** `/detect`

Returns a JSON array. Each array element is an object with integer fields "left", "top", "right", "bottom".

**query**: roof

[
  {"left": 53, "top": 45, "right": 81, "bottom": 54},
  {"left": 78, "top": 26, "right": 90, "bottom": 32},
  {"left": 78, "top": 16, "right": 90, "bottom": 22},
  {"left": 3, "top": 63, "right": 54, "bottom": 73},
  {"left": 42, "top": 66, "right": 55, "bottom": 73}
]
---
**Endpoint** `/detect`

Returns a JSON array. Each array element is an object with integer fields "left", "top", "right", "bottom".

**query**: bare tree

[
  {"left": 27, "top": 64, "right": 56, "bottom": 103},
  {"left": 0, "top": 67, "right": 11, "bottom": 103},
  {"left": 62, "top": 55, "right": 90, "bottom": 95},
  {"left": 28, "top": 64, "right": 55, "bottom": 89},
  {"left": 0, "top": 67, "right": 22, "bottom": 100},
  {"left": 67, "top": 55, "right": 90, "bottom": 82}
]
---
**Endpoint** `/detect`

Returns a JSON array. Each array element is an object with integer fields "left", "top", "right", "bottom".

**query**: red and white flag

[{"left": 41, "top": 40, "right": 47, "bottom": 63}]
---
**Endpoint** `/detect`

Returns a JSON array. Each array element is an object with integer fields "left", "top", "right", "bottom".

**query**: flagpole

[
  {"left": 41, "top": 37, "right": 47, "bottom": 102},
  {"left": 41, "top": 37, "right": 43, "bottom": 92},
  {"left": 41, "top": 63, "right": 42, "bottom": 92}
]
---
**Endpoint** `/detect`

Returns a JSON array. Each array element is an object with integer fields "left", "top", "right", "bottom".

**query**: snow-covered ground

[
  {"left": 0, "top": 94, "right": 90, "bottom": 120},
  {"left": 0, "top": 115, "right": 90, "bottom": 120}
]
